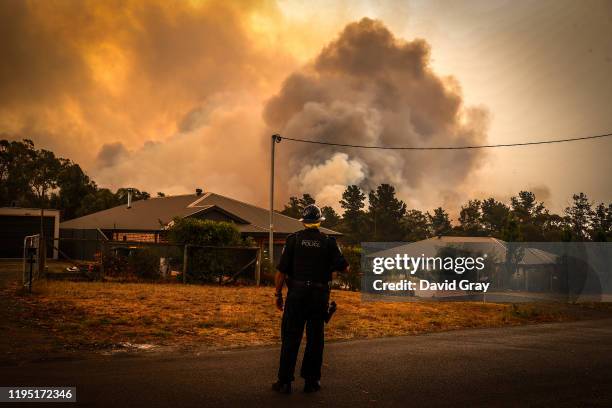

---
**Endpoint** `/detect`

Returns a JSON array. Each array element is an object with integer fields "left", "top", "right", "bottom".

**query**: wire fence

[
  {"left": 41, "top": 237, "right": 262, "bottom": 284},
  {"left": 183, "top": 245, "right": 261, "bottom": 284}
]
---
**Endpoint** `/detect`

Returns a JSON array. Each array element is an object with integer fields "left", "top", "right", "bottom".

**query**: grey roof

[
  {"left": 60, "top": 192, "right": 341, "bottom": 236},
  {"left": 368, "top": 236, "right": 557, "bottom": 265}
]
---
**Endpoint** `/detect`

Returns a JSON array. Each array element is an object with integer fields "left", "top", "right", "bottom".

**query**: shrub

[
  {"left": 337, "top": 245, "right": 362, "bottom": 291},
  {"left": 167, "top": 217, "right": 252, "bottom": 283},
  {"left": 127, "top": 247, "right": 161, "bottom": 280},
  {"left": 102, "top": 245, "right": 179, "bottom": 281},
  {"left": 167, "top": 217, "right": 243, "bottom": 246}
]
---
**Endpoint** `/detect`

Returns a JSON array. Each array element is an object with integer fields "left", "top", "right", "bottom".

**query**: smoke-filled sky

[{"left": 1, "top": 0, "right": 611, "bottom": 216}]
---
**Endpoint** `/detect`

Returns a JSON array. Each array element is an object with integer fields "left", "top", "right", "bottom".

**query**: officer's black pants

[{"left": 278, "top": 286, "right": 329, "bottom": 383}]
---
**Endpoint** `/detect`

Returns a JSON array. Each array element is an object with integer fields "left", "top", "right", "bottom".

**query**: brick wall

[{"left": 113, "top": 232, "right": 157, "bottom": 242}]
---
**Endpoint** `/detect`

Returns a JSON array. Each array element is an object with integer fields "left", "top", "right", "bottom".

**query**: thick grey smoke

[
  {"left": 264, "top": 18, "right": 489, "bottom": 210},
  {"left": 97, "top": 142, "right": 129, "bottom": 168}
]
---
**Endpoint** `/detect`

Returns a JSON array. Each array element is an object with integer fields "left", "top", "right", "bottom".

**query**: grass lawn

[{"left": 10, "top": 275, "right": 612, "bottom": 352}]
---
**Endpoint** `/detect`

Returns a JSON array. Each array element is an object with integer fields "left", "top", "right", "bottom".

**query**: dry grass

[{"left": 13, "top": 279, "right": 612, "bottom": 351}]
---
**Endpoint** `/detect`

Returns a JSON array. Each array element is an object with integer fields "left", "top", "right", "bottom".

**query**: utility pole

[
  {"left": 183, "top": 244, "right": 189, "bottom": 284},
  {"left": 39, "top": 179, "right": 46, "bottom": 277},
  {"left": 269, "top": 134, "right": 281, "bottom": 275}
]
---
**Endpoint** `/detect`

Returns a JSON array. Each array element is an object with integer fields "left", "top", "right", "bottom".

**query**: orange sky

[{"left": 1, "top": 0, "right": 611, "bottom": 216}]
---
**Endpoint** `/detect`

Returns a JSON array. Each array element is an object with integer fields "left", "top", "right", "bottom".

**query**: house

[
  {"left": 59, "top": 189, "right": 341, "bottom": 260},
  {"left": 368, "top": 236, "right": 560, "bottom": 293},
  {"left": 0, "top": 207, "right": 60, "bottom": 259}
]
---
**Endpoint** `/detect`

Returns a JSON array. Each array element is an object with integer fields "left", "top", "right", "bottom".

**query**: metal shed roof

[{"left": 368, "top": 236, "right": 557, "bottom": 265}]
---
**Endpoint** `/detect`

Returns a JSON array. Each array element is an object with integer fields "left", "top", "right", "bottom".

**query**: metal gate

[{"left": 22, "top": 234, "right": 40, "bottom": 290}]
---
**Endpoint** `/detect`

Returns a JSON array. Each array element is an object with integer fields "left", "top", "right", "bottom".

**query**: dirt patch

[{"left": 0, "top": 261, "right": 75, "bottom": 365}]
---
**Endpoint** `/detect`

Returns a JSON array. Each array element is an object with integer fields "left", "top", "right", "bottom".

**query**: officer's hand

[{"left": 275, "top": 292, "right": 284, "bottom": 311}]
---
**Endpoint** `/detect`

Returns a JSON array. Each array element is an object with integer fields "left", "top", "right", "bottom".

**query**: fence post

[
  {"left": 255, "top": 247, "right": 261, "bottom": 286},
  {"left": 183, "top": 244, "right": 189, "bottom": 284},
  {"left": 28, "top": 250, "right": 34, "bottom": 293},
  {"left": 99, "top": 240, "right": 105, "bottom": 279},
  {"left": 38, "top": 237, "right": 46, "bottom": 278}
]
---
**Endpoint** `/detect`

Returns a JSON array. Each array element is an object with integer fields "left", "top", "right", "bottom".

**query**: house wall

[{"left": 59, "top": 228, "right": 105, "bottom": 261}]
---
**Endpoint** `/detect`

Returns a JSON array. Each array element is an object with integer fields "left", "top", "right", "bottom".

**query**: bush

[
  {"left": 167, "top": 217, "right": 243, "bottom": 246},
  {"left": 167, "top": 218, "right": 254, "bottom": 283},
  {"left": 188, "top": 248, "right": 237, "bottom": 283},
  {"left": 127, "top": 247, "right": 160, "bottom": 280},
  {"left": 337, "top": 245, "right": 362, "bottom": 291},
  {"left": 102, "top": 245, "right": 182, "bottom": 281}
]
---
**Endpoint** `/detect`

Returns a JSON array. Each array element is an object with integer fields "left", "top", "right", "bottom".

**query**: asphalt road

[{"left": 1, "top": 319, "right": 612, "bottom": 407}]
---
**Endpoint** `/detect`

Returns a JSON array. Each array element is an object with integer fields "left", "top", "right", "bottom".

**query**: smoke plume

[
  {"left": 1, "top": 2, "right": 488, "bottom": 211},
  {"left": 265, "top": 18, "right": 489, "bottom": 210}
]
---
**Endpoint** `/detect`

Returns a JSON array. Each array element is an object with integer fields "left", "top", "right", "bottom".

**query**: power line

[{"left": 277, "top": 132, "right": 612, "bottom": 150}]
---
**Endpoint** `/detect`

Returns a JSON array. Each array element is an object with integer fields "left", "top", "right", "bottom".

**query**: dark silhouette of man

[{"left": 272, "top": 204, "right": 349, "bottom": 394}]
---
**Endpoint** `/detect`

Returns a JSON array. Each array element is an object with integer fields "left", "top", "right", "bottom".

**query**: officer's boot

[
  {"left": 272, "top": 381, "right": 292, "bottom": 394},
  {"left": 303, "top": 379, "right": 321, "bottom": 393}
]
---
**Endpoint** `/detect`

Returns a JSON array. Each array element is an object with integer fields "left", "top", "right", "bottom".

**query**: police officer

[{"left": 272, "top": 204, "right": 349, "bottom": 394}]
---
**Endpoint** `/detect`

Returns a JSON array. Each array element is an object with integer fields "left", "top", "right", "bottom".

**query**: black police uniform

[{"left": 276, "top": 227, "right": 348, "bottom": 384}]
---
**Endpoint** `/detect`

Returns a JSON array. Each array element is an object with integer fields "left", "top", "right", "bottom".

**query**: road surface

[{"left": 1, "top": 319, "right": 612, "bottom": 407}]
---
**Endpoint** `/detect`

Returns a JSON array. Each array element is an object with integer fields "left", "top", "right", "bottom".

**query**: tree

[
  {"left": 321, "top": 206, "right": 340, "bottom": 229},
  {"left": 0, "top": 139, "right": 37, "bottom": 206},
  {"left": 457, "top": 199, "right": 483, "bottom": 236},
  {"left": 301, "top": 193, "right": 315, "bottom": 207},
  {"left": 510, "top": 191, "right": 548, "bottom": 241},
  {"left": 500, "top": 214, "right": 524, "bottom": 287},
  {"left": 510, "top": 191, "right": 545, "bottom": 223},
  {"left": 501, "top": 213, "right": 522, "bottom": 242},
  {"left": 28, "top": 149, "right": 61, "bottom": 206},
  {"left": 50, "top": 160, "right": 97, "bottom": 220},
  {"left": 564, "top": 193, "right": 594, "bottom": 241},
  {"left": 339, "top": 185, "right": 366, "bottom": 243},
  {"left": 281, "top": 193, "right": 316, "bottom": 219},
  {"left": 541, "top": 213, "right": 568, "bottom": 242},
  {"left": 429, "top": 207, "right": 452, "bottom": 236},
  {"left": 281, "top": 196, "right": 301, "bottom": 218},
  {"left": 591, "top": 203, "right": 612, "bottom": 242},
  {"left": 368, "top": 184, "right": 407, "bottom": 241},
  {"left": 481, "top": 198, "right": 510, "bottom": 237},
  {"left": 402, "top": 209, "right": 431, "bottom": 241},
  {"left": 0, "top": 138, "right": 171, "bottom": 221},
  {"left": 77, "top": 188, "right": 120, "bottom": 217},
  {"left": 26, "top": 147, "right": 61, "bottom": 270},
  {"left": 116, "top": 188, "right": 150, "bottom": 204}
]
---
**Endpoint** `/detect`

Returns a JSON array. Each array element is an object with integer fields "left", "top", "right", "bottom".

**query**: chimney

[
  {"left": 195, "top": 188, "right": 203, "bottom": 196},
  {"left": 127, "top": 188, "right": 133, "bottom": 209}
]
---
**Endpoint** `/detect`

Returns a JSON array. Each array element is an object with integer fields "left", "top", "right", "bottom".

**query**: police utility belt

[{"left": 288, "top": 279, "right": 330, "bottom": 290}]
